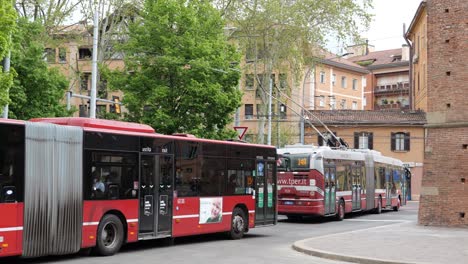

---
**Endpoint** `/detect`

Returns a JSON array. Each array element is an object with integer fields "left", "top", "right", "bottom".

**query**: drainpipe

[{"left": 403, "top": 23, "right": 413, "bottom": 110}]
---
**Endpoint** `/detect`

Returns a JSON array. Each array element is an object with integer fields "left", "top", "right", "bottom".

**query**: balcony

[
  {"left": 374, "top": 103, "right": 411, "bottom": 111},
  {"left": 374, "top": 82, "right": 410, "bottom": 95}
]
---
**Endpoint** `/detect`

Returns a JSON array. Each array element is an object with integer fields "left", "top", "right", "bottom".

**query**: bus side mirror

[{"left": 1, "top": 186, "right": 16, "bottom": 202}]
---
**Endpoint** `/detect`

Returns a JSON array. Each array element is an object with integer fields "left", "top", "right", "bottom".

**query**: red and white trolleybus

[
  {"left": 0, "top": 118, "right": 277, "bottom": 258},
  {"left": 277, "top": 144, "right": 409, "bottom": 220}
]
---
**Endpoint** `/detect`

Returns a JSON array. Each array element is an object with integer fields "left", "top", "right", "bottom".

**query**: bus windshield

[{"left": 278, "top": 154, "right": 310, "bottom": 171}]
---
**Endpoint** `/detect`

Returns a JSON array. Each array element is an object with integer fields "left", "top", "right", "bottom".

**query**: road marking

[{"left": 345, "top": 219, "right": 412, "bottom": 222}]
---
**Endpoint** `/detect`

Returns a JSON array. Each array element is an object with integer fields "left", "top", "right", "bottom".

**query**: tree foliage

[
  {"left": 112, "top": 0, "right": 241, "bottom": 139},
  {"left": 15, "top": 0, "right": 81, "bottom": 32},
  {"left": 0, "top": 0, "right": 17, "bottom": 108},
  {"left": 8, "top": 19, "right": 71, "bottom": 120},
  {"left": 214, "top": 0, "right": 373, "bottom": 143}
]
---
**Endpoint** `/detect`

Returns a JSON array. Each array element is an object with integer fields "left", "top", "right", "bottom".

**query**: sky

[{"left": 328, "top": 0, "right": 422, "bottom": 53}]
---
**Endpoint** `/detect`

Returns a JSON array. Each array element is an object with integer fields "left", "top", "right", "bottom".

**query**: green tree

[
  {"left": 0, "top": 0, "right": 17, "bottom": 108},
  {"left": 215, "top": 0, "right": 372, "bottom": 144},
  {"left": 113, "top": 0, "right": 241, "bottom": 139},
  {"left": 8, "top": 19, "right": 71, "bottom": 120}
]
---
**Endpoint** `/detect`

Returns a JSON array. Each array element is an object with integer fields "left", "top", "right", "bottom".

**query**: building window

[
  {"left": 352, "top": 101, "right": 357, "bottom": 110},
  {"left": 256, "top": 104, "right": 263, "bottom": 119},
  {"left": 341, "top": 76, "right": 347, "bottom": 88},
  {"left": 279, "top": 74, "right": 288, "bottom": 89},
  {"left": 340, "top": 99, "right": 346, "bottom": 109},
  {"left": 79, "top": 47, "right": 92, "bottom": 60},
  {"left": 80, "top": 73, "right": 90, "bottom": 91},
  {"left": 44, "top": 48, "right": 56, "bottom": 63},
  {"left": 391, "top": 132, "right": 410, "bottom": 151},
  {"left": 279, "top": 104, "right": 286, "bottom": 119},
  {"left": 244, "top": 104, "right": 253, "bottom": 120},
  {"left": 320, "top": 72, "right": 325, "bottom": 83},
  {"left": 58, "top": 48, "right": 67, "bottom": 63},
  {"left": 245, "top": 74, "right": 254, "bottom": 90},
  {"left": 352, "top": 79, "right": 358, "bottom": 90},
  {"left": 332, "top": 74, "right": 336, "bottom": 86},
  {"left": 319, "top": 96, "right": 325, "bottom": 107},
  {"left": 354, "top": 132, "right": 373, "bottom": 149}
]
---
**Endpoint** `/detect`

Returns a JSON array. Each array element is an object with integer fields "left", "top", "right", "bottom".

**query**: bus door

[
  {"left": 385, "top": 169, "right": 392, "bottom": 207},
  {"left": 139, "top": 154, "right": 173, "bottom": 238},
  {"left": 254, "top": 160, "right": 276, "bottom": 226},
  {"left": 324, "top": 166, "right": 336, "bottom": 215},
  {"left": 352, "top": 166, "right": 361, "bottom": 211}
]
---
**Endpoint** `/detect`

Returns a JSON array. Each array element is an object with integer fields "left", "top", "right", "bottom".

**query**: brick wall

[{"left": 419, "top": 0, "right": 468, "bottom": 227}]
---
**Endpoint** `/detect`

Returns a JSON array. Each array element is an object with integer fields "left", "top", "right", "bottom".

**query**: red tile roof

[
  {"left": 306, "top": 110, "right": 426, "bottom": 126},
  {"left": 349, "top": 49, "right": 405, "bottom": 66}
]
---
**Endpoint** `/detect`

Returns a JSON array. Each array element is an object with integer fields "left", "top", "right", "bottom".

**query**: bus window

[
  {"left": 84, "top": 151, "right": 138, "bottom": 200},
  {"left": 175, "top": 141, "right": 200, "bottom": 197},
  {"left": 277, "top": 156, "right": 290, "bottom": 172},
  {"left": 0, "top": 125, "right": 24, "bottom": 203},
  {"left": 226, "top": 159, "right": 253, "bottom": 195},
  {"left": 200, "top": 158, "right": 225, "bottom": 196}
]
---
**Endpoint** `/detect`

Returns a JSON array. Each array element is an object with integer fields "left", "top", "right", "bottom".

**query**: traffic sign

[{"left": 233, "top": 126, "right": 248, "bottom": 141}]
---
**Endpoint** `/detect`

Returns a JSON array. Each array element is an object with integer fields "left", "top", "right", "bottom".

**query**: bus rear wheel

[
  {"left": 95, "top": 214, "right": 124, "bottom": 256},
  {"left": 376, "top": 198, "right": 383, "bottom": 214},
  {"left": 229, "top": 207, "right": 246, "bottom": 240},
  {"left": 335, "top": 200, "right": 345, "bottom": 221}
]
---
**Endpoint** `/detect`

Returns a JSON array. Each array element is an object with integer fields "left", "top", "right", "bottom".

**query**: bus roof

[
  {"left": 278, "top": 145, "right": 365, "bottom": 161},
  {"left": 28, "top": 117, "right": 275, "bottom": 150},
  {"left": 30, "top": 117, "right": 155, "bottom": 134}
]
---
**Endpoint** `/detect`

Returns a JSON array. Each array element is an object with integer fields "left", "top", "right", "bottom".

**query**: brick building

[
  {"left": 411, "top": 0, "right": 468, "bottom": 227},
  {"left": 303, "top": 110, "right": 426, "bottom": 200}
]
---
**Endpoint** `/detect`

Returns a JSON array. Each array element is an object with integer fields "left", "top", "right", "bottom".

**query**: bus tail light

[{"left": 1, "top": 244, "right": 8, "bottom": 248}]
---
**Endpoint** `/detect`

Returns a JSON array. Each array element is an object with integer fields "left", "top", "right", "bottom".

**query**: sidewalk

[{"left": 292, "top": 203, "right": 468, "bottom": 264}]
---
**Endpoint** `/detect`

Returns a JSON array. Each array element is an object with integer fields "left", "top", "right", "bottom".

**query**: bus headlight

[{"left": 309, "top": 179, "right": 316, "bottom": 186}]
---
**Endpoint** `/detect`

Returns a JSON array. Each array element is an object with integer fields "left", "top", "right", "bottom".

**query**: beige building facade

[
  {"left": 46, "top": 25, "right": 125, "bottom": 117},
  {"left": 235, "top": 55, "right": 368, "bottom": 146},
  {"left": 405, "top": 1, "right": 428, "bottom": 112}
]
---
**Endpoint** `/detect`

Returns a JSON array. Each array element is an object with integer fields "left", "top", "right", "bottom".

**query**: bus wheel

[
  {"left": 336, "top": 200, "right": 345, "bottom": 221},
  {"left": 393, "top": 199, "right": 400, "bottom": 211},
  {"left": 95, "top": 214, "right": 124, "bottom": 256},
  {"left": 376, "top": 198, "right": 383, "bottom": 214},
  {"left": 229, "top": 207, "right": 246, "bottom": 240}
]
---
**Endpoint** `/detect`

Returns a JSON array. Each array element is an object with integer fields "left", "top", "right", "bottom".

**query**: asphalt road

[{"left": 4, "top": 202, "right": 418, "bottom": 264}]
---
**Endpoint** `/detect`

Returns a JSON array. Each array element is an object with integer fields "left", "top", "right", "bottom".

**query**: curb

[{"left": 292, "top": 241, "right": 417, "bottom": 264}]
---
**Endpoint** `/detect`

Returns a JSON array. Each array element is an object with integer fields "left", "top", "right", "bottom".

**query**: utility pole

[
  {"left": 2, "top": 50, "right": 11, "bottom": 119},
  {"left": 267, "top": 74, "right": 273, "bottom": 145},
  {"left": 89, "top": 0, "right": 99, "bottom": 118}
]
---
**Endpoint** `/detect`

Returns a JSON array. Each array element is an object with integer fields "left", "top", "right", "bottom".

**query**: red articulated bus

[
  {"left": 277, "top": 145, "right": 409, "bottom": 221},
  {"left": 0, "top": 118, "right": 277, "bottom": 258}
]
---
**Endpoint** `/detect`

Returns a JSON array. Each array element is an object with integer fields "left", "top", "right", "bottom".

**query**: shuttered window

[
  {"left": 391, "top": 132, "right": 410, "bottom": 151},
  {"left": 354, "top": 132, "right": 373, "bottom": 149}
]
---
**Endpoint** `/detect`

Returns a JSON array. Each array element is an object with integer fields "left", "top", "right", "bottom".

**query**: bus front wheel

[
  {"left": 95, "top": 214, "right": 124, "bottom": 256},
  {"left": 229, "top": 207, "right": 246, "bottom": 240},
  {"left": 393, "top": 199, "right": 400, "bottom": 211}
]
